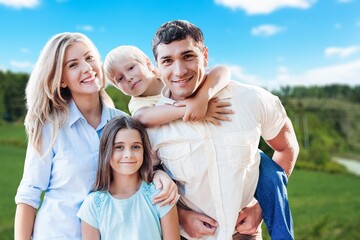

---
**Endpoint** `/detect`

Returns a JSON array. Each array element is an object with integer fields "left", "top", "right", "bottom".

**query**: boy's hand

[{"left": 205, "top": 98, "right": 234, "bottom": 126}]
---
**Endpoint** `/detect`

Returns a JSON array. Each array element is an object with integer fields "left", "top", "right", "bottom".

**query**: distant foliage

[
  {"left": 1, "top": 70, "right": 359, "bottom": 170},
  {"left": 0, "top": 70, "right": 28, "bottom": 122}
]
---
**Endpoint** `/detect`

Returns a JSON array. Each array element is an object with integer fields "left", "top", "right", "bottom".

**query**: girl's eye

[
  {"left": 132, "top": 145, "right": 142, "bottom": 150},
  {"left": 114, "top": 145, "right": 124, "bottom": 150}
]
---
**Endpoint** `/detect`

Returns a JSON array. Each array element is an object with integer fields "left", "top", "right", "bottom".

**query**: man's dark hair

[{"left": 152, "top": 20, "right": 205, "bottom": 61}]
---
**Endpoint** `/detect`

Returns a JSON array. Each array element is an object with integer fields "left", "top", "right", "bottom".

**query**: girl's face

[
  {"left": 110, "top": 128, "right": 144, "bottom": 177},
  {"left": 61, "top": 41, "right": 102, "bottom": 99},
  {"left": 112, "top": 59, "right": 156, "bottom": 97}
]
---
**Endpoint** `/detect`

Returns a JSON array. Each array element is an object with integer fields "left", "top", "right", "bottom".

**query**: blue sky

[{"left": 0, "top": 0, "right": 359, "bottom": 89}]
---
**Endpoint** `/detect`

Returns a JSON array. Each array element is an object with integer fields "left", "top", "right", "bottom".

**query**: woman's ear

[{"left": 60, "top": 80, "right": 67, "bottom": 88}]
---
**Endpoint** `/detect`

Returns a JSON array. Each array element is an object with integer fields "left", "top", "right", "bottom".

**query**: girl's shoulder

[
  {"left": 86, "top": 191, "right": 110, "bottom": 209},
  {"left": 141, "top": 181, "right": 160, "bottom": 198}
]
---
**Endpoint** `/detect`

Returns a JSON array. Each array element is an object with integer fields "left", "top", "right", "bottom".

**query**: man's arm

[
  {"left": 236, "top": 118, "right": 299, "bottom": 234},
  {"left": 266, "top": 117, "right": 300, "bottom": 177},
  {"left": 177, "top": 207, "right": 218, "bottom": 238}
]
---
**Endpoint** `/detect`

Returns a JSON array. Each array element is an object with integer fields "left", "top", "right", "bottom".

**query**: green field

[{"left": 1, "top": 123, "right": 359, "bottom": 240}]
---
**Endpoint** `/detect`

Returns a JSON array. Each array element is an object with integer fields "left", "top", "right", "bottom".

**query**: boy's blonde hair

[
  {"left": 25, "top": 32, "right": 113, "bottom": 157},
  {"left": 103, "top": 45, "right": 152, "bottom": 86}
]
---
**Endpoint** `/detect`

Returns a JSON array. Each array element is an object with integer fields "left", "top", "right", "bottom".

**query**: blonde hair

[
  {"left": 25, "top": 32, "right": 114, "bottom": 157},
  {"left": 103, "top": 45, "right": 157, "bottom": 87}
]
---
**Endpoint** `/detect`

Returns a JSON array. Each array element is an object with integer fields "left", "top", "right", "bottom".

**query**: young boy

[{"left": 103, "top": 45, "right": 233, "bottom": 127}]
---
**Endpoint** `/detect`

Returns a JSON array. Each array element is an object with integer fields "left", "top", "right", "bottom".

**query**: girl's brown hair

[{"left": 93, "top": 116, "right": 155, "bottom": 191}]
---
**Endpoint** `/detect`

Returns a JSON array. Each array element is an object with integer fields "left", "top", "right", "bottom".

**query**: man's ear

[{"left": 203, "top": 47, "right": 209, "bottom": 67}]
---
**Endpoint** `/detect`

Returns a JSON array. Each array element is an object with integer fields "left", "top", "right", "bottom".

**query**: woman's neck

[
  {"left": 109, "top": 174, "right": 142, "bottom": 199},
  {"left": 72, "top": 94, "right": 102, "bottom": 129}
]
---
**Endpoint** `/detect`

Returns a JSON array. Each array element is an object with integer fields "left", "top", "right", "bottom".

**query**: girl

[
  {"left": 103, "top": 45, "right": 233, "bottom": 128},
  {"left": 14, "top": 32, "right": 177, "bottom": 240},
  {"left": 77, "top": 116, "right": 180, "bottom": 240}
]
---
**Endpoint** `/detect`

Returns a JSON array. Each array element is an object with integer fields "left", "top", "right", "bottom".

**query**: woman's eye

[
  {"left": 86, "top": 55, "right": 94, "bottom": 61},
  {"left": 69, "top": 63, "right": 77, "bottom": 68}
]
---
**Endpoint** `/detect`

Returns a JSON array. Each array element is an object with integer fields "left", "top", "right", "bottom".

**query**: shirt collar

[{"left": 67, "top": 100, "right": 112, "bottom": 130}]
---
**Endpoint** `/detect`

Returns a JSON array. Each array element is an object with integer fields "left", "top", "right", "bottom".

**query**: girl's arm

[
  {"left": 14, "top": 204, "right": 36, "bottom": 240},
  {"left": 133, "top": 105, "right": 185, "bottom": 128},
  {"left": 81, "top": 221, "right": 100, "bottom": 240},
  {"left": 182, "top": 65, "right": 231, "bottom": 122},
  {"left": 161, "top": 207, "right": 181, "bottom": 240}
]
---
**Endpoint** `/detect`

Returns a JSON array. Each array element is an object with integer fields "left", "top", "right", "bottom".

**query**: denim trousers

[{"left": 254, "top": 152, "right": 295, "bottom": 240}]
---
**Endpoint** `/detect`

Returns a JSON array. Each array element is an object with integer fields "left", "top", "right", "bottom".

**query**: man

[{"left": 147, "top": 20, "right": 299, "bottom": 240}]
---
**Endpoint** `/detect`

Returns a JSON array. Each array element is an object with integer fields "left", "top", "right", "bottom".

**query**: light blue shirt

[
  {"left": 15, "top": 100, "right": 126, "bottom": 240},
  {"left": 77, "top": 181, "right": 174, "bottom": 240}
]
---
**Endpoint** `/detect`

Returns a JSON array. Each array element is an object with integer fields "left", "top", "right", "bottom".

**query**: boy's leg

[{"left": 254, "top": 152, "right": 294, "bottom": 240}]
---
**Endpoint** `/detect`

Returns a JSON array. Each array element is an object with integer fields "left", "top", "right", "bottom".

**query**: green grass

[
  {"left": 1, "top": 123, "right": 360, "bottom": 240},
  {"left": 0, "top": 124, "right": 26, "bottom": 239}
]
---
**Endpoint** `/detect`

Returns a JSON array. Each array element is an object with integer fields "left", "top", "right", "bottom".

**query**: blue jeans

[{"left": 254, "top": 152, "right": 295, "bottom": 240}]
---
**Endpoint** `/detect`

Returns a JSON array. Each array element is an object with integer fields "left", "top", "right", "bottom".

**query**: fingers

[{"left": 153, "top": 180, "right": 179, "bottom": 207}]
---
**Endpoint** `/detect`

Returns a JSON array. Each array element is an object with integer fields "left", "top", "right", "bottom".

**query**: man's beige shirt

[{"left": 146, "top": 81, "right": 287, "bottom": 240}]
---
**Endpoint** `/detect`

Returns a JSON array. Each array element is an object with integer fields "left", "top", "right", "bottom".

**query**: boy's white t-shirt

[{"left": 128, "top": 94, "right": 162, "bottom": 116}]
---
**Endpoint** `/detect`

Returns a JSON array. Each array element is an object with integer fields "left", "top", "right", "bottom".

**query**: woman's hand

[{"left": 152, "top": 170, "right": 179, "bottom": 206}]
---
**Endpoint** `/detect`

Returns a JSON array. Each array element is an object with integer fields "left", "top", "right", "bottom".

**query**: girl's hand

[
  {"left": 205, "top": 98, "right": 234, "bottom": 126},
  {"left": 152, "top": 170, "right": 179, "bottom": 206}
]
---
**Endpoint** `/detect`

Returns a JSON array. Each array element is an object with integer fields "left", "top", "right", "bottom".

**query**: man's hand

[
  {"left": 235, "top": 201, "right": 263, "bottom": 235},
  {"left": 178, "top": 208, "right": 218, "bottom": 238}
]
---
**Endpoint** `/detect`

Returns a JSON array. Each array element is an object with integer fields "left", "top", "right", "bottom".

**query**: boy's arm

[
  {"left": 182, "top": 65, "right": 231, "bottom": 121},
  {"left": 133, "top": 105, "right": 185, "bottom": 128}
]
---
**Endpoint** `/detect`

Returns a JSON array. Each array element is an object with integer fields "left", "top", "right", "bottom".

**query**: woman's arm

[
  {"left": 14, "top": 203, "right": 36, "bottom": 240},
  {"left": 81, "top": 221, "right": 100, "bottom": 240},
  {"left": 152, "top": 170, "right": 179, "bottom": 207},
  {"left": 161, "top": 207, "right": 180, "bottom": 240}
]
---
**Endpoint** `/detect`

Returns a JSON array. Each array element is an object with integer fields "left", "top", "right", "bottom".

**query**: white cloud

[
  {"left": 223, "top": 64, "right": 264, "bottom": 86},
  {"left": 267, "top": 60, "right": 360, "bottom": 89},
  {"left": 214, "top": 0, "right": 315, "bottom": 14},
  {"left": 251, "top": 24, "right": 285, "bottom": 37},
  {"left": 10, "top": 60, "right": 33, "bottom": 69},
  {"left": 0, "top": 0, "right": 39, "bottom": 9},
  {"left": 334, "top": 23, "right": 342, "bottom": 29},
  {"left": 225, "top": 60, "right": 360, "bottom": 90},
  {"left": 76, "top": 25, "right": 94, "bottom": 32},
  {"left": 325, "top": 46, "right": 360, "bottom": 58},
  {"left": 20, "top": 48, "right": 30, "bottom": 54}
]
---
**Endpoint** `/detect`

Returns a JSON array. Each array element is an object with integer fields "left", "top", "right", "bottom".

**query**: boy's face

[
  {"left": 111, "top": 59, "right": 156, "bottom": 97},
  {"left": 156, "top": 36, "right": 208, "bottom": 101}
]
